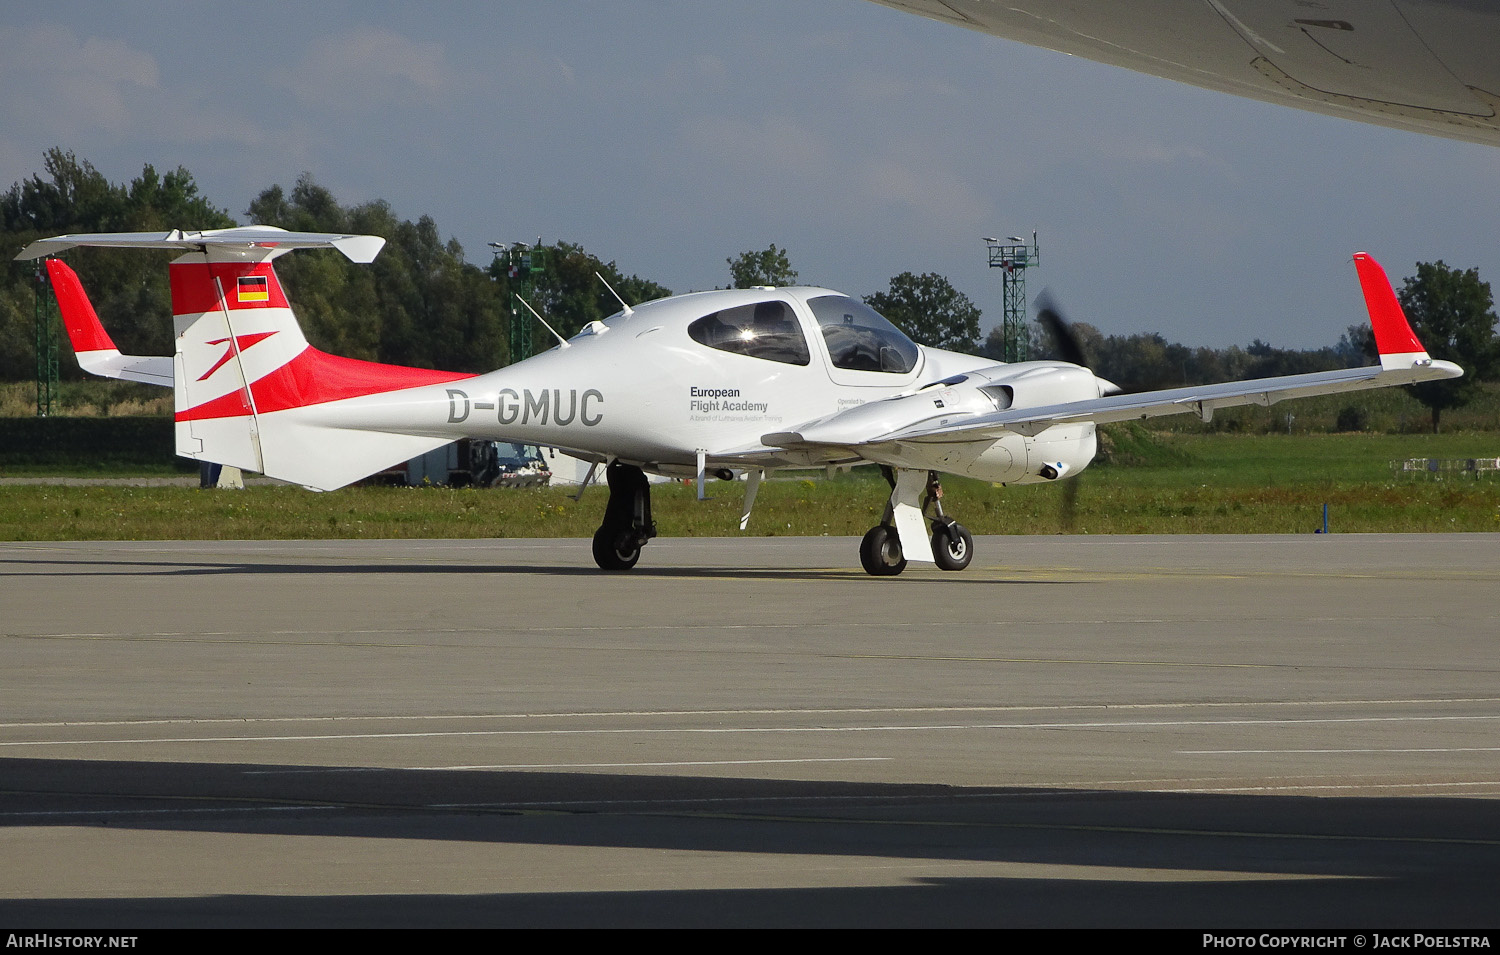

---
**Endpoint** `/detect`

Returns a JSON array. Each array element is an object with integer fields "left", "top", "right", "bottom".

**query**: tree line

[
  {"left": 4, "top": 149, "right": 1495, "bottom": 429},
  {"left": 0, "top": 150, "right": 673, "bottom": 379}
]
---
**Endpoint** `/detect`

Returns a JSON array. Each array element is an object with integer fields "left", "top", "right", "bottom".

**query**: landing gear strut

[
  {"left": 924, "top": 475, "right": 973, "bottom": 572},
  {"left": 591, "top": 462, "right": 656, "bottom": 570},
  {"left": 858, "top": 469, "right": 973, "bottom": 577}
]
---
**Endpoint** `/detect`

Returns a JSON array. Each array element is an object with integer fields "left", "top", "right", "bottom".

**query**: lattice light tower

[
  {"left": 490, "top": 240, "right": 547, "bottom": 365},
  {"left": 984, "top": 233, "right": 1039, "bottom": 363},
  {"left": 34, "top": 261, "right": 59, "bottom": 417}
]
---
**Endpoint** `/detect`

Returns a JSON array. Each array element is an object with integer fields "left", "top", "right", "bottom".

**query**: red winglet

[
  {"left": 45, "top": 259, "right": 118, "bottom": 354},
  {"left": 1352, "top": 252, "right": 1425, "bottom": 356}
]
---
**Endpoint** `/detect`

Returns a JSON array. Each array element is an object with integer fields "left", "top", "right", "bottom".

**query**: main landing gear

[
  {"left": 591, "top": 462, "right": 657, "bottom": 570},
  {"left": 859, "top": 468, "right": 973, "bottom": 577}
]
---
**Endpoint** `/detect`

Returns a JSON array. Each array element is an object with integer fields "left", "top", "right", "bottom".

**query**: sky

[{"left": 2, "top": 0, "right": 1496, "bottom": 350}]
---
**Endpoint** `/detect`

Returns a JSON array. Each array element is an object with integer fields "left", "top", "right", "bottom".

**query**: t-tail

[{"left": 20, "top": 227, "right": 476, "bottom": 490}]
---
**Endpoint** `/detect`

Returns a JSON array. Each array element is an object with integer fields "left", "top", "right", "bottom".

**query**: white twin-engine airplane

[{"left": 19, "top": 227, "right": 1460, "bottom": 575}]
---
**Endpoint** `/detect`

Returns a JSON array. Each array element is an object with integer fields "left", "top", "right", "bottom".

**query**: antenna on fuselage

[
  {"left": 513, "top": 294, "right": 570, "bottom": 350},
  {"left": 595, "top": 272, "right": 634, "bottom": 318}
]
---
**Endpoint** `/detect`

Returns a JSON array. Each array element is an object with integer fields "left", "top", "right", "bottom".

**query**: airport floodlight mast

[
  {"left": 35, "top": 261, "right": 59, "bottom": 416},
  {"left": 490, "top": 239, "right": 547, "bottom": 365},
  {"left": 984, "top": 233, "right": 1039, "bottom": 363}
]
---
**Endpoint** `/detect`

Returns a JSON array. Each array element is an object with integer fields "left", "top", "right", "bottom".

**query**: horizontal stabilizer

[{"left": 17, "top": 226, "right": 385, "bottom": 263}]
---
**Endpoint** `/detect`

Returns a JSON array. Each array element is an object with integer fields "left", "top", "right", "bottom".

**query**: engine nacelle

[
  {"left": 774, "top": 362, "right": 1104, "bottom": 483},
  {"left": 842, "top": 362, "right": 1104, "bottom": 483},
  {"left": 891, "top": 421, "right": 1097, "bottom": 484}
]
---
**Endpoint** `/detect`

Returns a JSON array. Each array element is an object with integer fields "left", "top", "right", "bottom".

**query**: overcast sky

[{"left": 3, "top": 0, "right": 1496, "bottom": 349}]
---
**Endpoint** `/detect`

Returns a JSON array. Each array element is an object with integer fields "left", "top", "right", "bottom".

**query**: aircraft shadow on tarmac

[
  {"left": 0, "top": 556, "right": 1077, "bottom": 584},
  {"left": 2, "top": 755, "right": 1498, "bottom": 928}
]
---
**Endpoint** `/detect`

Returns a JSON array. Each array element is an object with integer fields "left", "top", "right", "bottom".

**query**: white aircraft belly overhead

[
  {"left": 18, "top": 227, "right": 1460, "bottom": 575},
  {"left": 872, "top": 0, "right": 1500, "bottom": 147}
]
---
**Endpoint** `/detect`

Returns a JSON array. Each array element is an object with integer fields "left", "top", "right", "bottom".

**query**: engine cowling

[{"left": 773, "top": 362, "right": 1104, "bottom": 484}]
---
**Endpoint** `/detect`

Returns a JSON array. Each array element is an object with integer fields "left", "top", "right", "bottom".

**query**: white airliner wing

[{"left": 873, "top": 0, "right": 1500, "bottom": 147}]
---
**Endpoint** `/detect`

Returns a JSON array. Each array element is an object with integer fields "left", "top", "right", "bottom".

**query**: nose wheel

[{"left": 930, "top": 520, "right": 973, "bottom": 571}]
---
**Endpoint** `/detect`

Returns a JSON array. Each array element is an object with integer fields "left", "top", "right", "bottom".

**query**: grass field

[{"left": 2, "top": 429, "right": 1496, "bottom": 540}]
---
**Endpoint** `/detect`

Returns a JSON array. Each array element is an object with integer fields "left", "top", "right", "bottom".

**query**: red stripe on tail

[
  {"left": 170, "top": 261, "right": 289, "bottom": 314},
  {"left": 176, "top": 347, "right": 476, "bottom": 421}
]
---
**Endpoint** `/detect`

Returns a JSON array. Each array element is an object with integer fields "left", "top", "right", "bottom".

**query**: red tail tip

[
  {"left": 1352, "top": 253, "right": 1424, "bottom": 356},
  {"left": 45, "top": 259, "right": 118, "bottom": 354}
]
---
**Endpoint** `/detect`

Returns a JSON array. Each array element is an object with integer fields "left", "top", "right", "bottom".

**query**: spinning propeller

[{"left": 1032, "top": 290, "right": 1099, "bottom": 532}]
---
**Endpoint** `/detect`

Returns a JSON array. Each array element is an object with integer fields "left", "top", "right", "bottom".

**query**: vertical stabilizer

[
  {"left": 169, "top": 246, "right": 311, "bottom": 474},
  {"left": 165, "top": 242, "right": 477, "bottom": 487}
]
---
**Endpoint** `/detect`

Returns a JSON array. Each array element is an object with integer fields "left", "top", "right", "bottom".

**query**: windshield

[{"left": 806, "top": 295, "right": 919, "bottom": 374}]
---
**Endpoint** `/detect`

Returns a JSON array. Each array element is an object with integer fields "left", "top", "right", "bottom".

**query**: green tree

[
  {"left": 2, "top": 154, "right": 681, "bottom": 385},
  {"left": 0, "top": 149, "right": 233, "bottom": 378},
  {"left": 248, "top": 176, "right": 508, "bottom": 372},
  {"left": 1397, "top": 260, "right": 1499, "bottom": 431},
  {"left": 519, "top": 241, "right": 671, "bottom": 345},
  {"left": 864, "top": 272, "right": 982, "bottom": 354},
  {"left": 727, "top": 244, "right": 797, "bottom": 288},
  {"left": 1337, "top": 323, "right": 1377, "bottom": 367}
]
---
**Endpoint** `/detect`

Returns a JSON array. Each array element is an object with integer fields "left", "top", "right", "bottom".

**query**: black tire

[
  {"left": 931, "top": 522, "right": 974, "bottom": 571},
  {"left": 859, "top": 525, "right": 907, "bottom": 577},
  {"left": 592, "top": 526, "right": 641, "bottom": 570}
]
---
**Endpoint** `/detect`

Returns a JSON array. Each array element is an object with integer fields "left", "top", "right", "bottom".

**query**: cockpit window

[
  {"left": 687, "top": 300, "right": 810, "bottom": 366},
  {"left": 806, "top": 295, "right": 919, "bottom": 374}
]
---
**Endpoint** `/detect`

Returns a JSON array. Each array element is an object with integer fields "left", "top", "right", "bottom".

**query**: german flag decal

[{"left": 237, "top": 275, "right": 269, "bottom": 303}]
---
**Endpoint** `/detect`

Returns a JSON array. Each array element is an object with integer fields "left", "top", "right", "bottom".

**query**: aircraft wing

[
  {"left": 67, "top": 352, "right": 173, "bottom": 388},
  {"left": 765, "top": 251, "right": 1462, "bottom": 452},
  {"left": 765, "top": 359, "right": 1456, "bottom": 453},
  {"left": 851, "top": 361, "right": 1455, "bottom": 448},
  {"left": 43, "top": 258, "right": 173, "bottom": 387},
  {"left": 872, "top": 0, "right": 1500, "bottom": 147}
]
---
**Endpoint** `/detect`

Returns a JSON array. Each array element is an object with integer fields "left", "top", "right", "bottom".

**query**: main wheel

[
  {"left": 931, "top": 522, "right": 973, "bottom": 571},
  {"left": 592, "top": 526, "right": 641, "bottom": 570},
  {"left": 859, "top": 525, "right": 907, "bottom": 577}
]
